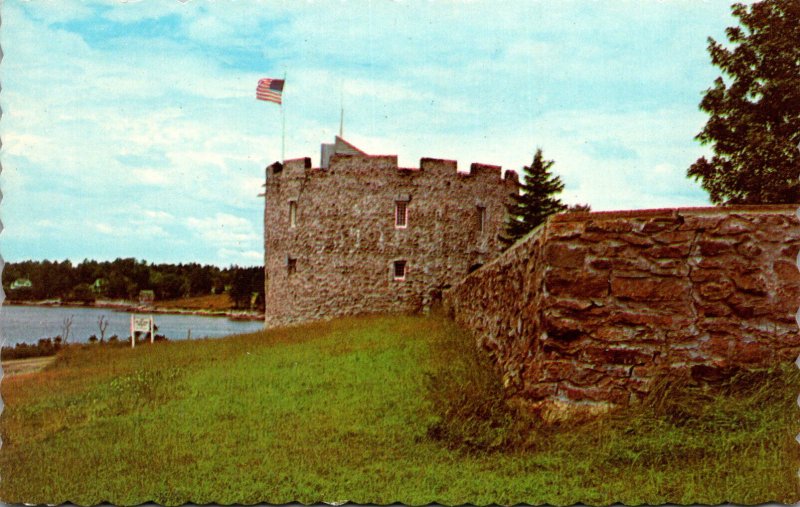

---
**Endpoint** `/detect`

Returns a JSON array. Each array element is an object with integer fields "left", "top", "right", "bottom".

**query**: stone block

[
  {"left": 585, "top": 219, "right": 635, "bottom": 233},
  {"left": 589, "top": 258, "right": 612, "bottom": 270},
  {"left": 641, "top": 217, "right": 682, "bottom": 233},
  {"left": 545, "top": 269, "right": 609, "bottom": 298},
  {"left": 678, "top": 214, "right": 725, "bottom": 230},
  {"left": 582, "top": 346, "right": 654, "bottom": 366},
  {"left": 651, "top": 230, "right": 695, "bottom": 244},
  {"left": 711, "top": 215, "right": 755, "bottom": 235},
  {"left": 695, "top": 301, "right": 732, "bottom": 317},
  {"left": 609, "top": 311, "right": 689, "bottom": 328},
  {"left": 619, "top": 233, "right": 655, "bottom": 246},
  {"left": 592, "top": 326, "right": 643, "bottom": 342},
  {"left": 545, "top": 243, "right": 588, "bottom": 269},
  {"left": 773, "top": 259, "right": 800, "bottom": 285},
  {"left": 732, "top": 341, "right": 773, "bottom": 364},
  {"left": 611, "top": 276, "right": 689, "bottom": 302},
  {"left": 737, "top": 241, "right": 764, "bottom": 258},
  {"left": 689, "top": 268, "right": 726, "bottom": 283},
  {"left": 547, "top": 221, "right": 584, "bottom": 240},
  {"left": 542, "top": 316, "right": 585, "bottom": 341},
  {"left": 698, "top": 280, "right": 735, "bottom": 300},
  {"left": 698, "top": 336, "right": 732, "bottom": 358},
  {"left": 642, "top": 243, "right": 692, "bottom": 259},
  {"left": 550, "top": 298, "right": 595, "bottom": 311},
  {"left": 779, "top": 245, "right": 799, "bottom": 258},
  {"left": 730, "top": 271, "right": 768, "bottom": 295},
  {"left": 694, "top": 256, "right": 751, "bottom": 272},
  {"left": 697, "top": 239, "right": 739, "bottom": 257}
]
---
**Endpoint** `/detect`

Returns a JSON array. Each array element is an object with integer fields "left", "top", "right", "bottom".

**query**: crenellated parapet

[{"left": 266, "top": 153, "right": 518, "bottom": 190}]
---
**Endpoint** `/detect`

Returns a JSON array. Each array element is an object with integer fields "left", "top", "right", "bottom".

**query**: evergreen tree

[
  {"left": 688, "top": 0, "right": 800, "bottom": 204},
  {"left": 500, "top": 148, "right": 566, "bottom": 248}
]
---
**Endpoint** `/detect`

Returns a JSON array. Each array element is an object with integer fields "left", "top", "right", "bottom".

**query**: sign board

[
  {"left": 129, "top": 314, "right": 155, "bottom": 348},
  {"left": 132, "top": 316, "right": 151, "bottom": 333}
]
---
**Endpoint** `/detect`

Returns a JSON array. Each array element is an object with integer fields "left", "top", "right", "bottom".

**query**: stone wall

[
  {"left": 264, "top": 154, "right": 518, "bottom": 328},
  {"left": 443, "top": 206, "right": 800, "bottom": 418}
]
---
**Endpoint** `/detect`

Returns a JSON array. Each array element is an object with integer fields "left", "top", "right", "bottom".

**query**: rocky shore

[{"left": 7, "top": 299, "right": 264, "bottom": 321}]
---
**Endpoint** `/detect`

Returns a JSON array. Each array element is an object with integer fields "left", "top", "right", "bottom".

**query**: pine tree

[
  {"left": 500, "top": 148, "right": 566, "bottom": 248},
  {"left": 687, "top": 0, "right": 800, "bottom": 204}
]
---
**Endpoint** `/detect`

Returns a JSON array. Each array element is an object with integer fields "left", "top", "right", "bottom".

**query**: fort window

[
  {"left": 476, "top": 205, "right": 486, "bottom": 232},
  {"left": 289, "top": 201, "right": 297, "bottom": 228},
  {"left": 393, "top": 260, "right": 407, "bottom": 280},
  {"left": 395, "top": 201, "right": 408, "bottom": 228},
  {"left": 287, "top": 258, "right": 297, "bottom": 275}
]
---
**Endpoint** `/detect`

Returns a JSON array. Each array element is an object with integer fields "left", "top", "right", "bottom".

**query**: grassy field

[{"left": 1, "top": 313, "right": 798, "bottom": 505}]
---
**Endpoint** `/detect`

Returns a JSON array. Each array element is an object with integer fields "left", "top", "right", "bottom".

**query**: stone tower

[{"left": 263, "top": 137, "right": 518, "bottom": 328}]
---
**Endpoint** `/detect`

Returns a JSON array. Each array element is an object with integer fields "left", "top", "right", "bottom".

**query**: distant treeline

[{"left": 3, "top": 258, "right": 264, "bottom": 310}]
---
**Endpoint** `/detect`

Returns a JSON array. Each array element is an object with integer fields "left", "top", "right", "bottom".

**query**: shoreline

[{"left": 5, "top": 299, "right": 265, "bottom": 322}]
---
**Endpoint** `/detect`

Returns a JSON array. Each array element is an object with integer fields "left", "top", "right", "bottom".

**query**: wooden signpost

[{"left": 130, "top": 315, "right": 155, "bottom": 348}]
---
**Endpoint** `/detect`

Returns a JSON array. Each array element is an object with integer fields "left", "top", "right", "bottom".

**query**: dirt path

[{"left": 2, "top": 356, "right": 56, "bottom": 377}]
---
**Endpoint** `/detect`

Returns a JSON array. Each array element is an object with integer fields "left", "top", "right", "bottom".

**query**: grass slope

[{"left": 1, "top": 314, "right": 798, "bottom": 505}]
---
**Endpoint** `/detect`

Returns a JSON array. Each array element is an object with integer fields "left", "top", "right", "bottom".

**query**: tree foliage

[
  {"left": 688, "top": 0, "right": 800, "bottom": 204},
  {"left": 500, "top": 148, "right": 566, "bottom": 248},
  {"left": 229, "top": 266, "right": 265, "bottom": 309},
  {"left": 3, "top": 258, "right": 264, "bottom": 310},
  {"left": 567, "top": 203, "right": 592, "bottom": 213}
]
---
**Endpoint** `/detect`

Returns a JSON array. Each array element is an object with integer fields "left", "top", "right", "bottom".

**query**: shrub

[
  {"left": 425, "top": 321, "right": 537, "bottom": 452},
  {"left": 1, "top": 337, "right": 64, "bottom": 360}
]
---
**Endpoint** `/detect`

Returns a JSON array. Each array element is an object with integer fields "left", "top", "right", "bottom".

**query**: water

[{"left": 0, "top": 305, "right": 265, "bottom": 346}]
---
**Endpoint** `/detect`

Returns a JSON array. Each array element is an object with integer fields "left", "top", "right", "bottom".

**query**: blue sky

[{"left": 1, "top": 1, "right": 737, "bottom": 266}]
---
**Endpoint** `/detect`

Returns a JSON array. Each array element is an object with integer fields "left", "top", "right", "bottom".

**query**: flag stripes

[{"left": 257, "top": 78, "right": 284, "bottom": 104}]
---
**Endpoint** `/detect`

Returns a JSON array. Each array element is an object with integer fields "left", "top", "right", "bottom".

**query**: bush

[
  {"left": 425, "top": 320, "right": 537, "bottom": 452},
  {"left": 1, "top": 337, "right": 63, "bottom": 360},
  {"left": 65, "top": 283, "right": 96, "bottom": 304}
]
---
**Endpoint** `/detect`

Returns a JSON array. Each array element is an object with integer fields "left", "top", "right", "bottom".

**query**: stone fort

[
  {"left": 263, "top": 136, "right": 519, "bottom": 328},
  {"left": 263, "top": 137, "right": 800, "bottom": 418}
]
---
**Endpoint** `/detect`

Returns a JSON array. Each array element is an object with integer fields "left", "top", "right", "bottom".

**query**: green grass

[{"left": 2, "top": 313, "right": 798, "bottom": 505}]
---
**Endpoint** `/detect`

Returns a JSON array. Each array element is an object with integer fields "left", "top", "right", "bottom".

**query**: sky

[{"left": 1, "top": 0, "right": 740, "bottom": 267}]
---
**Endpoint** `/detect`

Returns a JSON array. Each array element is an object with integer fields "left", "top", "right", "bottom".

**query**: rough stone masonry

[
  {"left": 444, "top": 205, "right": 800, "bottom": 419},
  {"left": 263, "top": 147, "right": 518, "bottom": 328}
]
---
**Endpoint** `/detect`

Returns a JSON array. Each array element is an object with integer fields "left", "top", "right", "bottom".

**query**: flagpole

[
  {"left": 339, "top": 81, "right": 344, "bottom": 138},
  {"left": 281, "top": 71, "right": 286, "bottom": 163}
]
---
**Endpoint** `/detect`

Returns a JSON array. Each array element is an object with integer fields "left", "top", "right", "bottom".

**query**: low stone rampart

[{"left": 443, "top": 205, "right": 800, "bottom": 418}]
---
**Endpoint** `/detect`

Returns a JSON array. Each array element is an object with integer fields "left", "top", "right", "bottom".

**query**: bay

[{"left": 0, "top": 304, "right": 265, "bottom": 346}]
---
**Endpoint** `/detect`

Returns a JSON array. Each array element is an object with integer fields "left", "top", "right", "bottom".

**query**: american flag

[{"left": 256, "top": 78, "right": 284, "bottom": 104}]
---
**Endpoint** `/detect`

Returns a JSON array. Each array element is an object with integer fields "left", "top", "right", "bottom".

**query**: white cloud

[
  {"left": 94, "top": 223, "right": 115, "bottom": 235},
  {"left": 2, "top": 1, "right": 737, "bottom": 266},
  {"left": 218, "top": 248, "right": 263, "bottom": 265},
  {"left": 141, "top": 210, "right": 175, "bottom": 222},
  {"left": 186, "top": 213, "right": 260, "bottom": 246},
  {"left": 131, "top": 169, "right": 172, "bottom": 186}
]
